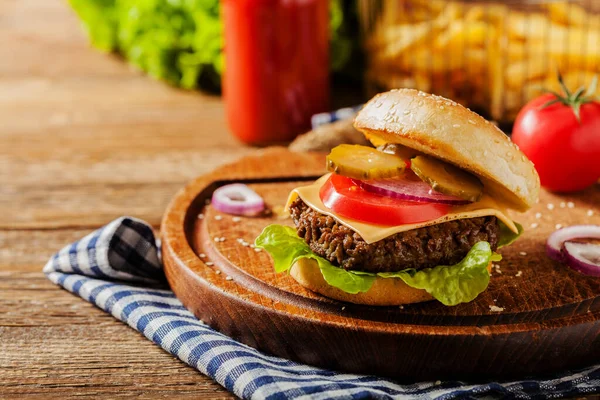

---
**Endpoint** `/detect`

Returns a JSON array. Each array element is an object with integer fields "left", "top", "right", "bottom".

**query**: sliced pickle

[
  {"left": 377, "top": 143, "right": 422, "bottom": 160},
  {"left": 326, "top": 144, "right": 407, "bottom": 180},
  {"left": 410, "top": 155, "right": 483, "bottom": 202}
]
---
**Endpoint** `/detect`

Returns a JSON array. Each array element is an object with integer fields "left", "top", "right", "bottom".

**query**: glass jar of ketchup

[{"left": 223, "top": 0, "right": 330, "bottom": 145}]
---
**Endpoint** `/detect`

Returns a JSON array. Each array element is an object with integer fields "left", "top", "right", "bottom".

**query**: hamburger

[{"left": 256, "top": 89, "right": 540, "bottom": 306}]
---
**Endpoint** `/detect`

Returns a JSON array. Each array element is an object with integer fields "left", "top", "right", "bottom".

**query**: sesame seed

[
  {"left": 199, "top": 253, "right": 206, "bottom": 258},
  {"left": 567, "top": 202, "right": 575, "bottom": 209},
  {"left": 453, "top": 124, "right": 460, "bottom": 128},
  {"left": 530, "top": 223, "right": 538, "bottom": 229},
  {"left": 215, "top": 270, "right": 221, "bottom": 275},
  {"left": 250, "top": 244, "right": 256, "bottom": 248},
  {"left": 547, "top": 203, "right": 555, "bottom": 210},
  {"left": 490, "top": 305, "right": 505, "bottom": 312},
  {"left": 220, "top": 237, "right": 226, "bottom": 242},
  {"left": 439, "top": 106, "right": 444, "bottom": 110},
  {"left": 232, "top": 216, "right": 241, "bottom": 222},
  {"left": 226, "top": 276, "right": 233, "bottom": 281},
  {"left": 403, "top": 109, "right": 410, "bottom": 115},
  {"left": 399, "top": 305, "right": 404, "bottom": 309},
  {"left": 199, "top": 320, "right": 205, "bottom": 324},
  {"left": 560, "top": 202, "right": 566, "bottom": 208},
  {"left": 205, "top": 262, "right": 214, "bottom": 266},
  {"left": 468, "top": 119, "right": 476, "bottom": 125},
  {"left": 435, "top": 380, "right": 442, "bottom": 385},
  {"left": 254, "top": 248, "right": 261, "bottom": 252},
  {"left": 516, "top": 271, "right": 523, "bottom": 277},
  {"left": 519, "top": 251, "right": 527, "bottom": 256},
  {"left": 215, "top": 215, "right": 223, "bottom": 220},
  {"left": 485, "top": 120, "right": 490, "bottom": 124},
  {"left": 197, "top": 213, "right": 204, "bottom": 219},
  {"left": 214, "top": 237, "right": 220, "bottom": 242},
  {"left": 588, "top": 210, "right": 594, "bottom": 217},
  {"left": 535, "top": 212, "right": 542, "bottom": 219},
  {"left": 242, "top": 242, "right": 250, "bottom": 247},
  {"left": 341, "top": 306, "right": 346, "bottom": 311},
  {"left": 555, "top": 224, "right": 563, "bottom": 230},
  {"left": 237, "top": 238, "right": 244, "bottom": 243}
]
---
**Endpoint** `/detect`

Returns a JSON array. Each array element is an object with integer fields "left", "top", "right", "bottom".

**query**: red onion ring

[
  {"left": 563, "top": 242, "right": 600, "bottom": 277},
  {"left": 546, "top": 225, "right": 600, "bottom": 276},
  {"left": 211, "top": 184, "right": 265, "bottom": 216},
  {"left": 355, "top": 176, "right": 470, "bottom": 205}
]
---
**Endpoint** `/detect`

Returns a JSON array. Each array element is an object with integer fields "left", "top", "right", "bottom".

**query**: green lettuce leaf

[
  {"left": 497, "top": 221, "right": 524, "bottom": 248},
  {"left": 377, "top": 242, "right": 493, "bottom": 306},
  {"left": 255, "top": 225, "right": 500, "bottom": 305},
  {"left": 69, "top": 0, "right": 359, "bottom": 90},
  {"left": 255, "top": 225, "right": 375, "bottom": 293},
  {"left": 317, "top": 259, "right": 377, "bottom": 294}
]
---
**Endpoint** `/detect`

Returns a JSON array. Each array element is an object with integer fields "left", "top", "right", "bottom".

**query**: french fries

[{"left": 361, "top": 0, "right": 600, "bottom": 122}]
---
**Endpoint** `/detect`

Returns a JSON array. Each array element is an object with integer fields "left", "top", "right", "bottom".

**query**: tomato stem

[{"left": 540, "top": 72, "right": 598, "bottom": 124}]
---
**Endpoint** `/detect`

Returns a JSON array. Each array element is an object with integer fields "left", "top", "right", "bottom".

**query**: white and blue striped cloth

[
  {"left": 311, "top": 105, "right": 363, "bottom": 129},
  {"left": 44, "top": 217, "right": 600, "bottom": 399}
]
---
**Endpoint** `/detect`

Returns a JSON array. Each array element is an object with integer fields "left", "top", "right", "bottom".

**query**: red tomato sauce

[{"left": 223, "top": 0, "right": 330, "bottom": 145}]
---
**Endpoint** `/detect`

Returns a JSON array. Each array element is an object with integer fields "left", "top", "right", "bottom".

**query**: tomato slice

[{"left": 319, "top": 174, "right": 450, "bottom": 226}]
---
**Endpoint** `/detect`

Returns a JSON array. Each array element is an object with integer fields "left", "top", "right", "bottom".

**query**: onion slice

[
  {"left": 356, "top": 176, "right": 471, "bottom": 205},
  {"left": 563, "top": 242, "right": 600, "bottom": 277},
  {"left": 546, "top": 225, "right": 600, "bottom": 276},
  {"left": 211, "top": 184, "right": 265, "bottom": 216}
]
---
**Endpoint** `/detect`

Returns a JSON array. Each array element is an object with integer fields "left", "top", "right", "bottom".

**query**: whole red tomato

[{"left": 512, "top": 91, "right": 600, "bottom": 192}]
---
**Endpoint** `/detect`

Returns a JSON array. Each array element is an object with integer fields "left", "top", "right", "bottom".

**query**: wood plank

[
  {"left": 0, "top": 0, "right": 240, "bottom": 396},
  {"left": 0, "top": 275, "right": 232, "bottom": 398},
  {"left": 0, "top": 229, "right": 103, "bottom": 272},
  {"left": 0, "top": 182, "right": 183, "bottom": 229},
  {"left": 0, "top": 273, "right": 233, "bottom": 398}
]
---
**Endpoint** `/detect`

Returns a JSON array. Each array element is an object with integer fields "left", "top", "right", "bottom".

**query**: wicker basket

[{"left": 359, "top": 0, "right": 600, "bottom": 122}]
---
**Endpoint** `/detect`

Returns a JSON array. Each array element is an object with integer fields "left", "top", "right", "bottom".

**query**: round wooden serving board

[{"left": 162, "top": 148, "right": 600, "bottom": 381}]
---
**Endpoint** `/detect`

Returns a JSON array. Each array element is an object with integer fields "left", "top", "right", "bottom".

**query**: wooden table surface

[{"left": 0, "top": 0, "right": 252, "bottom": 397}]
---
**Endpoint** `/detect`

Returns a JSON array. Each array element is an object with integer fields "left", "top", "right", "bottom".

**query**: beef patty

[{"left": 289, "top": 197, "right": 500, "bottom": 273}]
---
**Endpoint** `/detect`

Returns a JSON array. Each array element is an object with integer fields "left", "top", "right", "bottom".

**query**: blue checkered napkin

[
  {"left": 44, "top": 217, "right": 600, "bottom": 399},
  {"left": 311, "top": 105, "right": 363, "bottom": 129}
]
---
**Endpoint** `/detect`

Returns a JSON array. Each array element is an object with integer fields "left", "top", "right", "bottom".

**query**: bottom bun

[{"left": 289, "top": 258, "right": 492, "bottom": 306}]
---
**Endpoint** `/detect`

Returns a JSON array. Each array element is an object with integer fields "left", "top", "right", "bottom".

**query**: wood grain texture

[
  {"left": 0, "top": 0, "right": 243, "bottom": 396},
  {"left": 162, "top": 148, "right": 600, "bottom": 381}
]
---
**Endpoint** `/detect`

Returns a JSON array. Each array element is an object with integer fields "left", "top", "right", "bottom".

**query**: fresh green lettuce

[
  {"left": 255, "top": 225, "right": 375, "bottom": 293},
  {"left": 497, "top": 221, "right": 524, "bottom": 248},
  {"left": 69, "top": 0, "right": 223, "bottom": 90},
  {"left": 255, "top": 224, "right": 513, "bottom": 306},
  {"left": 377, "top": 243, "right": 500, "bottom": 306},
  {"left": 68, "top": 0, "right": 357, "bottom": 90}
]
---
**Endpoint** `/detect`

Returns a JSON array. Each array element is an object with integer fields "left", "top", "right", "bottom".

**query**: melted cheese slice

[{"left": 285, "top": 174, "right": 518, "bottom": 244}]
